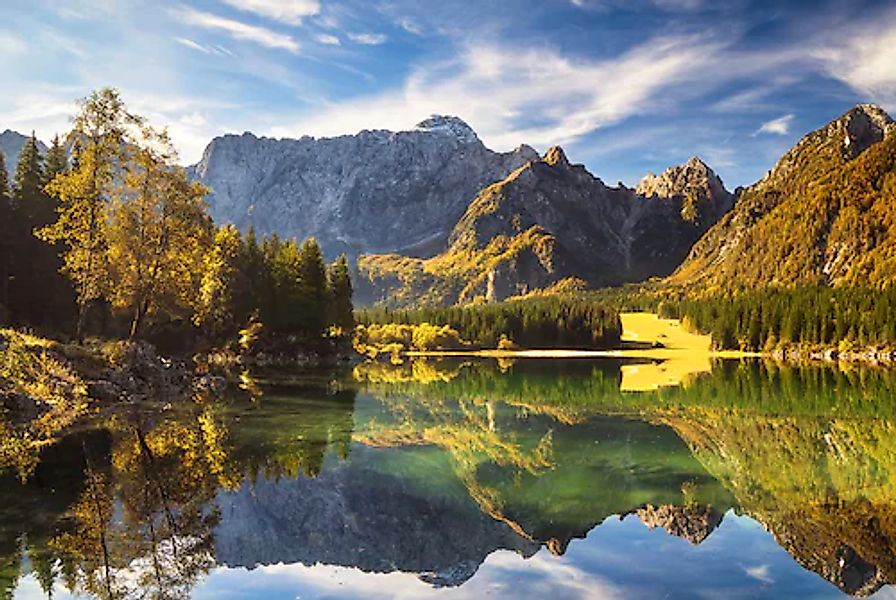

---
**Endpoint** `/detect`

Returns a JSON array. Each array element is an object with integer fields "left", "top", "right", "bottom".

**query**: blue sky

[{"left": 1, "top": 0, "right": 895, "bottom": 187}]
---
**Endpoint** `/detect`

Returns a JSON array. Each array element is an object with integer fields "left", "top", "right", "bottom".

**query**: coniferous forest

[
  {"left": 358, "top": 296, "right": 622, "bottom": 350},
  {"left": 658, "top": 287, "right": 896, "bottom": 353}
]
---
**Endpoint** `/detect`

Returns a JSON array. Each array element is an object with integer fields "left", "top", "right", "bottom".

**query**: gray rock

[{"left": 189, "top": 115, "right": 538, "bottom": 259}]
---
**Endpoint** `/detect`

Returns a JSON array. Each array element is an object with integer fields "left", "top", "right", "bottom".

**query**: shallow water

[{"left": 3, "top": 358, "right": 896, "bottom": 599}]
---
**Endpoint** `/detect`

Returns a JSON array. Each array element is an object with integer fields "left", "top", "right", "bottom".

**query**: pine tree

[
  {"left": 44, "top": 134, "right": 68, "bottom": 182},
  {"left": 12, "top": 133, "right": 45, "bottom": 214},
  {"left": 8, "top": 133, "right": 52, "bottom": 326},
  {"left": 296, "top": 238, "right": 328, "bottom": 337},
  {"left": 327, "top": 254, "right": 354, "bottom": 333},
  {"left": 0, "top": 152, "right": 10, "bottom": 321}
]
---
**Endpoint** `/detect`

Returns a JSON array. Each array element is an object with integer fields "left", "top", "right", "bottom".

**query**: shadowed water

[{"left": 3, "top": 358, "right": 896, "bottom": 599}]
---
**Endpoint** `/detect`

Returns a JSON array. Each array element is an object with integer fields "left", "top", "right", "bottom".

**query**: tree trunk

[
  {"left": 76, "top": 299, "right": 88, "bottom": 344},
  {"left": 129, "top": 297, "right": 152, "bottom": 340}
]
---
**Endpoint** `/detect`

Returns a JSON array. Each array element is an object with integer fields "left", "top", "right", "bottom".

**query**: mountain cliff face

[
  {"left": 189, "top": 116, "right": 538, "bottom": 258},
  {"left": 358, "top": 149, "right": 732, "bottom": 306},
  {"left": 672, "top": 104, "right": 896, "bottom": 290},
  {"left": 0, "top": 130, "right": 47, "bottom": 178}
]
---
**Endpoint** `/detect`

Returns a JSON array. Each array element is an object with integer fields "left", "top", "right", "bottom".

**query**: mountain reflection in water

[{"left": 3, "top": 358, "right": 896, "bottom": 599}]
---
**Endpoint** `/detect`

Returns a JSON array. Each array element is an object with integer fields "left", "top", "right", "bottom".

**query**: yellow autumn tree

[
  {"left": 39, "top": 88, "right": 142, "bottom": 341},
  {"left": 106, "top": 128, "right": 212, "bottom": 339}
]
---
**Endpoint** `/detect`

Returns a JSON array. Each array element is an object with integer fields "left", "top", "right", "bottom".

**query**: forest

[
  {"left": 658, "top": 287, "right": 896, "bottom": 352},
  {"left": 0, "top": 88, "right": 353, "bottom": 354},
  {"left": 357, "top": 295, "right": 622, "bottom": 350}
]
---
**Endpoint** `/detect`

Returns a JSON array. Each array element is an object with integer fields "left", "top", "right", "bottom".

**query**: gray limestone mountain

[
  {"left": 212, "top": 450, "right": 539, "bottom": 587},
  {"left": 357, "top": 147, "right": 733, "bottom": 306},
  {"left": 0, "top": 130, "right": 48, "bottom": 178},
  {"left": 189, "top": 116, "right": 539, "bottom": 258}
]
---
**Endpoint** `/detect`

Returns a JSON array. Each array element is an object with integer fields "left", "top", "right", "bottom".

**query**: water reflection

[{"left": 2, "top": 358, "right": 896, "bottom": 599}]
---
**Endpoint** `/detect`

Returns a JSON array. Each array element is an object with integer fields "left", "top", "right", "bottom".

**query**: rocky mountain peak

[
  {"left": 542, "top": 146, "right": 570, "bottom": 167},
  {"left": 635, "top": 156, "right": 728, "bottom": 202},
  {"left": 191, "top": 117, "right": 538, "bottom": 258},
  {"left": 837, "top": 103, "right": 895, "bottom": 157},
  {"left": 415, "top": 115, "right": 479, "bottom": 143}
]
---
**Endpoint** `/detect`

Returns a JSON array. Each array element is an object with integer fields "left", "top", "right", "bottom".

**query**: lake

[{"left": 3, "top": 357, "right": 896, "bottom": 599}]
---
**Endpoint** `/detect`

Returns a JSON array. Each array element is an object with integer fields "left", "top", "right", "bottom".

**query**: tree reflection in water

[{"left": 2, "top": 359, "right": 896, "bottom": 598}]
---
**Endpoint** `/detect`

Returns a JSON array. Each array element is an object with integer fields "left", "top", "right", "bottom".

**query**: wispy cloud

[
  {"left": 178, "top": 8, "right": 301, "bottom": 53},
  {"left": 348, "top": 32, "right": 388, "bottom": 45},
  {"left": 315, "top": 33, "right": 341, "bottom": 46},
  {"left": 271, "top": 35, "right": 724, "bottom": 151},
  {"left": 755, "top": 114, "right": 794, "bottom": 135},
  {"left": 219, "top": 0, "right": 320, "bottom": 25},
  {"left": 398, "top": 18, "right": 423, "bottom": 35},
  {"left": 744, "top": 564, "right": 774, "bottom": 584},
  {"left": 815, "top": 8, "right": 896, "bottom": 109},
  {"left": 175, "top": 37, "right": 211, "bottom": 54}
]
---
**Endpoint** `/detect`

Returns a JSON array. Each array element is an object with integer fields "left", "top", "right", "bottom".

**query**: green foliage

[
  {"left": 359, "top": 295, "right": 621, "bottom": 349},
  {"left": 661, "top": 287, "right": 896, "bottom": 351},
  {"left": 3, "top": 134, "right": 75, "bottom": 330},
  {"left": 327, "top": 254, "right": 354, "bottom": 333},
  {"left": 44, "top": 135, "right": 68, "bottom": 182},
  {"left": 195, "top": 229, "right": 352, "bottom": 344}
]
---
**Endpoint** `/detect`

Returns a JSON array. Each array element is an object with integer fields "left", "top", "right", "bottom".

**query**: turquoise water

[{"left": 3, "top": 358, "right": 896, "bottom": 599}]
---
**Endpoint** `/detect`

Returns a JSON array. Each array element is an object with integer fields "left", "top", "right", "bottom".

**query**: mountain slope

[
  {"left": 672, "top": 104, "right": 896, "bottom": 290},
  {"left": 189, "top": 116, "right": 538, "bottom": 258},
  {"left": 0, "top": 130, "right": 48, "bottom": 178},
  {"left": 358, "top": 149, "right": 732, "bottom": 306}
]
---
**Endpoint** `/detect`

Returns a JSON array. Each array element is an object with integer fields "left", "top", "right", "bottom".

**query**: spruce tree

[
  {"left": 0, "top": 152, "right": 9, "bottom": 202},
  {"left": 0, "top": 152, "right": 10, "bottom": 320},
  {"left": 13, "top": 133, "right": 48, "bottom": 224},
  {"left": 327, "top": 254, "right": 354, "bottom": 333},
  {"left": 9, "top": 133, "right": 75, "bottom": 329},
  {"left": 296, "top": 238, "right": 328, "bottom": 337},
  {"left": 44, "top": 134, "right": 68, "bottom": 182}
]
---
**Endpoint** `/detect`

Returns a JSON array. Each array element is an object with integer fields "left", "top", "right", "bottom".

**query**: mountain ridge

[
  {"left": 189, "top": 115, "right": 539, "bottom": 259},
  {"left": 357, "top": 147, "right": 733, "bottom": 306},
  {"left": 671, "top": 103, "right": 896, "bottom": 291}
]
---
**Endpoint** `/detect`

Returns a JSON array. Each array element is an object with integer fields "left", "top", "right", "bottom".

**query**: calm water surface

[{"left": 3, "top": 358, "right": 896, "bottom": 599}]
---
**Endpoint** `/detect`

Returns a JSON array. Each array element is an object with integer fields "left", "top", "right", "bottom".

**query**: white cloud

[
  {"left": 178, "top": 8, "right": 301, "bottom": 53},
  {"left": 270, "top": 35, "right": 723, "bottom": 151},
  {"left": 398, "top": 18, "right": 423, "bottom": 35},
  {"left": 175, "top": 37, "right": 211, "bottom": 54},
  {"left": 815, "top": 12, "right": 896, "bottom": 109},
  {"left": 219, "top": 0, "right": 320, "bottom": 25},
  {"left": 348, "top": 32, "right": 388, "bottom": 45},
  {"left": 755, "top": 114, "right": 794, "bottom": 135},
  {"left": 315, "top": 33, "right": 341, "bottom": 46},
  {"left": 744, "top": 564, "right": 774, "bottom": 584}
]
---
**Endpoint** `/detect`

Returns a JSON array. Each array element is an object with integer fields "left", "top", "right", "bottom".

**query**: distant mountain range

[
  {"left": 188, "top": 116, "right": 539, "bottom": 258},
  {"left": 0, "top": 130, "right": 48, "bottom": 178},
  {"left": 356, "top": 147, "right": 732, "bottom": 305},
  {"left": 6, "top": 103, "right": 893, "bottom": 306}
]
